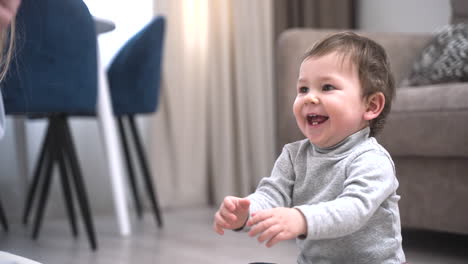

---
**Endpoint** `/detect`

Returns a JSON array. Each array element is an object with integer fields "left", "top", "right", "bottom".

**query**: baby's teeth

[{"left": 312, "top": 122, "right": 318, "bottom": 125}]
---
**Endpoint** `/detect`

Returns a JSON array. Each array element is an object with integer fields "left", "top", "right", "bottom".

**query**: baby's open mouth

[{"left": 306, "top": 114, "right": 329, "bottom": 126}]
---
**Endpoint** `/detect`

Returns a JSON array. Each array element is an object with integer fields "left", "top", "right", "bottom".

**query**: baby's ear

[{"left": 363, "top": 92, "right": 385, "bottom": 121}]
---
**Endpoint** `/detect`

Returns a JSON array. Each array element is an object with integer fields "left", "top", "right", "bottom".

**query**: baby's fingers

[
  {"left": 265, "top": 231, "right": 284, "bottom": 248},
  {"left": 247, "top": 210, "right": 272, "bottom": 227},
  {"left": 257, "top": 224, "right": 281, "bottom": 244},
  {"left": 213, "top": 222, "right": 224, "bottom": 235},
  {"left": 248, "top": 217, "right": 273, "bottom": 238},
  {"left": 219, "top": 208, "right": 238, "bottom": 224},
  {"left": 214, "top": 211, "right": 231, "bottom": 234},
  {"left": 223, "top": 196, "right": 236, "bottom": 211},
  {"left": 236, "top": 198, "right": 250, "bottom": 211}
]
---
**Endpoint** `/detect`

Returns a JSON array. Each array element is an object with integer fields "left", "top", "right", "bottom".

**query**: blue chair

[
  {"left": 2, "top": 0, "right": 98, "bottom": 250},
  {"left": 107, "top": 16, "right": 165, "bottom": 227}
]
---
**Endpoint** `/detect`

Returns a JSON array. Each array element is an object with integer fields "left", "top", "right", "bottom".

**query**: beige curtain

[
  {"left": 273, "top": 0, "right": 356, "bottom": 152},
  {"left": 274, "top": 0, "right": 356, "bottom": 38},
  {"left": 150, "top": 0, "right": 275, "bottom": 208}
]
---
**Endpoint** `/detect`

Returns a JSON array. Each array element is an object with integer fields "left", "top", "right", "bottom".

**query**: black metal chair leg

[
  {"left": 118, "top": 116, "right": 143, "bottom": 219},
  {"left": 0, "top": 198, "right": 8, "bottom": 232},
  {"left": 61, "top": 116, "right": 97, "bottom": 250},
  {"left": 23, "top": 123, "right": 53, "bottom": 225},
  {"left": 128, "top": 116, "right": 163, "bottom": 227},
  {"left": 32, "top": 120, "right": 57, "bottom": 240},
  {"left": 56, "top": 131, "right": 79, "bottom": 238}
]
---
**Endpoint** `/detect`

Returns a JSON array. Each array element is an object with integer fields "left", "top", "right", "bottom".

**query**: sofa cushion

[
  {"left": 401, "top": 23, "right": 468, "bottom": 86},
  {"left": 378, "top": 82, "right": 468, "bottom": 157}
]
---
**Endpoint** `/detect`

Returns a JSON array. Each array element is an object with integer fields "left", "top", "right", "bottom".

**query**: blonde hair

[{"left": 0, "top": 19, "right": 16, "bottom": 83}]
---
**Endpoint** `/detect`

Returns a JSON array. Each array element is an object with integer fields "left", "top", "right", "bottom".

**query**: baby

[{"left": 213, "top": 31, "right": 405, "bottom": 263}]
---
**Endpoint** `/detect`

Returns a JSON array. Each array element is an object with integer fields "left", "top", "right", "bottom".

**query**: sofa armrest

[
  {"left": 378, "top": 82, "right": 468, "bottom": 157},
  {"left": 392, "top": 82, "right": 468, "bottom": 112}
]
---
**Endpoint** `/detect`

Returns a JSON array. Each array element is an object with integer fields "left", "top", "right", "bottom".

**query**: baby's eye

[
  {"left": 298, "top": 87, "right": 309, "bottom": 94},
  {"left": 322, "top": 84, "right": 336, "bottom": 91}
]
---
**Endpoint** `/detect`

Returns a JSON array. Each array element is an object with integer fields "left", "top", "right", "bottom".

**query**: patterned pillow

[{"left": 401, "top": 23, "right": 468, "bottom": 87}]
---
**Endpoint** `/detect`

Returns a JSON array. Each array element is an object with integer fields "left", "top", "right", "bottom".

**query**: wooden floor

[{"left": 1, "top": 206, "right": 468, "bottom": 264}]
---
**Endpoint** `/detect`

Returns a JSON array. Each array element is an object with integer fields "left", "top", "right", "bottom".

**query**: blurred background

[{"left": 0, "top": 0, "right": 452, "bottom": 222}]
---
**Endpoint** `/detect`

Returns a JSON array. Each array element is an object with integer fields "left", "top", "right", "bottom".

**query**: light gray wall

[{"left": 358, "top": 0, "right": 451, "bottom": 33}]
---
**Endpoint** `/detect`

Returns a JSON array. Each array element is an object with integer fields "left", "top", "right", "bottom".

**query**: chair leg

[
  {"left": 56, "top": 131, "right": 79, "bottom": 238},
  {"left": 117, "top": 116, "right": 143, "bottom": 219},
  {"left": 23, "top": 123, "right": 53, "bottom": 225},
  {"left": 27, "top": 118, "right": 78, "bottom": 239},
  {"left": 128, "top": 116, "right": 163, "bottom": 228},
  {"left": 0, "top": 198, "right": 8, "bottom": 232},
  {"left": 31, "top": 120, "right": 57, "bottom": 240},
  {"left": 60, "top": 116, "right": 97, "bottom": 250}
]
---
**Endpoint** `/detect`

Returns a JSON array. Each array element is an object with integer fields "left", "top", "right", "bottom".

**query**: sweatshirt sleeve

[
  {"left": 247, "top": 146, "right": 296, "bottom": 214},
  {"left": 295, "top": 150, "right": 397, "bottom": 240}
]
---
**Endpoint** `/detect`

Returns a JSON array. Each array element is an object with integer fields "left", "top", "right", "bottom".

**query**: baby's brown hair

[{"left": 303, "top": 31, "right": 395, "bottom": 136}]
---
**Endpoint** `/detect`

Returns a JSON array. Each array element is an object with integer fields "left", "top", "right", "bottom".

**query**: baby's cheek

[
  {"left": 292, "top": 100, "right": 305, "bottom": 133},
  {"left": 292, "top": 98, "right": 302, "bottom": 116}
]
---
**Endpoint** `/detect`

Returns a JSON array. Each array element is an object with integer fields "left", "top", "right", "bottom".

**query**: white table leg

[
  {"left": 13, "top": 117, "right": 29, "bottom": 191},
  {"left": 96, "top": 47, "right": 131, "bottom": 236}
]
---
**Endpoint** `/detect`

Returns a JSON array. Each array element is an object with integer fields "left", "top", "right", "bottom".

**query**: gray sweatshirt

[{"left": 247, "top": 127, "right": 405, "bottom": 263}]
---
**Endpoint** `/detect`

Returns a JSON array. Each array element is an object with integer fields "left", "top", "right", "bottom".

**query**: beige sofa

[{"left": 275, "top": 29, "right": 468, "bottom": 235}]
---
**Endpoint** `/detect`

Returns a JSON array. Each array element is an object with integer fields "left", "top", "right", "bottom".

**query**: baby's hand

[
  {"left": 213, "top": 196, "right": 250, "bottom": 235},
  {"left": 246, "top": 207, "right": 307, "bottom": 248}
]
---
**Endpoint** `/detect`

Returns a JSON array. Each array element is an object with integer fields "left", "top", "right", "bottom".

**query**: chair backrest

[
  {"left": 2, "top": 0, "right": 97, "bottom": 115},
  {"left": 107, "top": 16, "right": 166, "bottom": 115}
]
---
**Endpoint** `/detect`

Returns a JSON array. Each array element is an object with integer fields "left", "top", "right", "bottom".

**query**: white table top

[{"left": 94, "top": 17, "right": 116, "bottom": 35}]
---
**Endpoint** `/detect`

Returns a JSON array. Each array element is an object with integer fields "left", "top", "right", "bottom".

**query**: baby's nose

[{"left": 305, "top": 94, "right": 319, "bottom": 104}]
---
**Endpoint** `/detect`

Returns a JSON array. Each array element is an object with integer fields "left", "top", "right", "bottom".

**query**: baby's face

[{"left": 293, "top": 52, "right": 369, "bottom": 148}]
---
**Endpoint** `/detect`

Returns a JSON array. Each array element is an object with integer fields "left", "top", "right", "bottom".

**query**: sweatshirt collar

[{"left": 311, "top": 127, "right": 370, "bottom": 156}]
